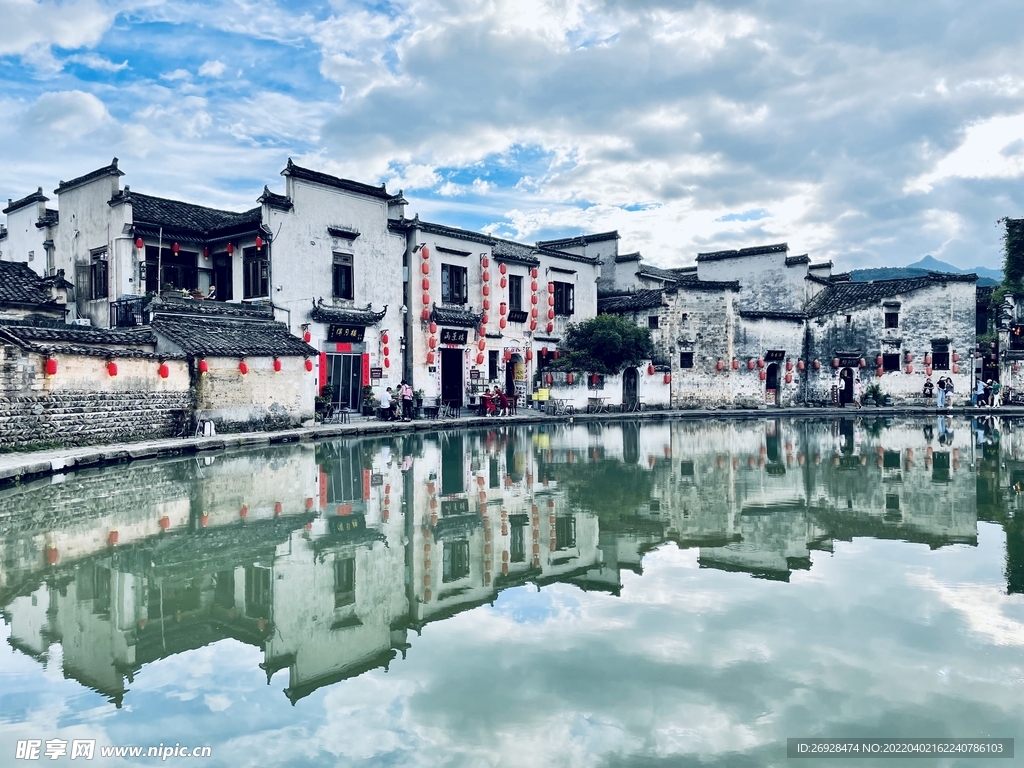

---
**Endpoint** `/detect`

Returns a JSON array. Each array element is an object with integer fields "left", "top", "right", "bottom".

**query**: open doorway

[
  {"left": 839, "top": 367, "right": 854, "bottom": 406},
  {"left": 765, "top": 363, "right": 780, "bottom": 406},
  {"left": 441, "top": 348, "right": 463, "bottom": 407},
  {"left": 623, "top": 367, "right": 639, "bottom": 409}
]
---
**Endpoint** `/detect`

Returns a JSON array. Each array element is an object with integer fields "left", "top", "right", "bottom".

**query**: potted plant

[
  {"left": 413, "top": 389, "right": 424, "bottom": 408},
  {"left": 361, "top": 385, "right": 378, "bottom": 416}
]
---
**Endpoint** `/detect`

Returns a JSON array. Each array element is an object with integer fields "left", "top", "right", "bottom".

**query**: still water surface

[{"left": 0, "top": 416, "right": 1022, "bottom": 766}]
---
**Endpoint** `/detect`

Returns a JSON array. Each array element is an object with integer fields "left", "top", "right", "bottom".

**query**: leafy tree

[
  {"left": 1002, "top": 217, "right": 1024, "bottom": 293},
  {"left": 555, "top": 313, "right": 655, "bottom": 374}
]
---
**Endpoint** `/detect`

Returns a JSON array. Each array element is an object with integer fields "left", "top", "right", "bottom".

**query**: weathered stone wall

[
  {"left": 663, "top": 285, "right": 738, "bottom": 408},
  {"left": 194, "top": 355, "right": 315, "bottom": 431},
  {"left": 0, "top": 346, "right": 191, "bottom": 450}
]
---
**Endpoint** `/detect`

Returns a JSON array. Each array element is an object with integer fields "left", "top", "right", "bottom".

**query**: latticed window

[
  {"left": 442, "top": 264, "right": 468, "bottom": 304},
  {"left": 243, "top": 247, "right": 269, "bottom": 298}
]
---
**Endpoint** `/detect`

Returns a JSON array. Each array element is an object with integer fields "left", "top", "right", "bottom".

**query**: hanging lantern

[
  {"left": 429, "top": 336, "right": 438, "bottom": 349},
  {"left": 421, "top": 261, "right": 430, "bottom": 275},
  {"left": 477, "top": 353, "right": 484, "bottom": 365},
  {"left": 952, "top": 363, "right": 959, "bottom": 374},
  {"left": 428, "top": 321, "right": 437, "bottom": 335},
  {"left": 547, "top": 309, "right": 555, "bottom": 320},
  {"left": 382, "top": 332, "right": 389, "bottom": 344},
  {"left": 135, "top": 237, "right": 144, "bottom": 249},
  {"left": 813, "top": 359, "right": 821, "bottom": 370},
  {"left": 483, "top": 270, "right": 491, "bottom": 282},
  {"left": 383, "top": 346, "right": 390, "bottom": 357},
  {"left": 531, "top": 295, "right": 538, "bottom": 305},
  {"left": 797, "top": 359, "right": 805, "bottom": 371},
  {"left": 426, "top": 351, "right": 435, "bottom": 364},
  {"left": 925, "top": 352, "right": 932, "bottom": 365},
  {"left": 531, "top": 280, "right": 538, "bottom": 292},
  {"left": 530, "top": 320, "right": 537, "bottom": 331},
  {"left": 547, "top": 295, "right": 555, "bottom": 306},
  {"left": 172, "top": 242, "right": 180, "bottom": 254},
  {"left": 483, "top": 285, "right": 490, "bottom": 296},
  {"left": 926, "top": 366, "right": 933, "bottom": 376},
  {"left": 422, "top": 278, "right": 430, "bottom": 291},
  {"left": 482, "top": 313, "right": 489, "bottom": 325},
  {"left": 759, "top": 369, "right": 766, "bottom": 381},
  {"left": 384, "top": 358, "right": 391, "bottom": 368},
  {"left": 199, "top": 359, "right": 209, "bottom": 374},
  {"left": 499, "top": 317, "right": 507, "bottom": 329},
  {"left": 832, "top": 358, "right": 840, "bottom": 368},
  {"left": 877, "top": 367, "right": 884, "bottom": 377},
  {"left": 273, "top": 358, "right": 282, "bottom": 372},
  {"left": 876, "top": 355, "right": 883, "bottom": 366},
  {"left": 255, "top": 235, "right": 264, "bottom": 249},
  {"left": 664, "top": 373, "right": 671, "bottom": 384},
  {"left": 526, "top": 349, "right": 533, "bottom": 361},
  {"left": 952, "top": 352, "right": 959, "bottom": 362},
  {"left": 647, "top": 364, "right": 655, "bottom": 376},
  {"left": 500, "top": 277, "right": 507, "bottom": 288},
  {"left": 785, "top": 373, "right": 793, "bottom": 384},
  {"left": 305, "top": 358, "right": 313, "bottom": 372},
  {"left": 238, "top": 360, "right": 248, "bottom": 375},
  {"left": 107, "top": 360, "right": 118, "bottom": 377},
  {"left": 422, "top": 308, "right": 431, "bottom": 322},
  {"left": 499, "top": 302, "right": 507, "bottom": 315},
  {"left": 499, "top": 263, "right": 507, "bottom": 275},
  {"left": 227, "top": 243, "right": 234, "bottom": 254},
  {"left": 905, "top": 352, "right": 913, "bottom": 363},
  {"left": 732, "top": 358, "right": 739, "bottom": 370},
  {"left": 421, "top": 246, "right": 430, "bottom": 259},
  {"left": 45, "top": 357, "right": 57, "bottom": 376},
  {"left": 483, "top": 298, "right": 490, "bottom": 310},
  {"left": 203, "top": 247, "right": 209, "bottom": 259},
  {"left": 422, "top": 292, "right": 430, "bottom": 305},
  {"left": 547, "top": 322, "right": 553, "bottom": 332},
  {"left": 547, "top": 282, "right": 555, "bottom": 293},
  {"left": 481, "top": 256, "right": 489, "bottom": 268},
  {"left": 479, "top": 325, "right": 487, "bottom": 336},
  {"left": 108, "top": 530, "right": 119, "bottom": 546},
  {"left": 786, "top": 360, "right": 793, "bottom": 371},
  {"left": 478, "top": 339, "right": 486, "bottom": 351},
  {"left": 906, "top": 364, "right": 914, "bottom": 374},
  {"left": 303, "top": 330, "right": 311, "bottom": 342},
  {"left": 504, "top": 349, "right": 512, "bottom": 362},
  {"left": 716, "top": 359, "right": 724, "bottom": 371},
  {"left": 859, "top": 358, "right": 866, "bottom": 368},
  {"left": 158, "top": 363, "right": 169, "bottom": 379},
  {"left": 747, "top": 359, "right": 755, "bottom": 370},
  {"left": 566, "top": 372, "right": 574, "bottom": 385},
  {"left": 274, "top": 502, "right": 283, "bottom": 516}
]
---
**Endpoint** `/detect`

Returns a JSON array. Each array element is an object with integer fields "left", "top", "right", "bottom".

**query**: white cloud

[
  {"left": 20, "top": 90, "right": 111, "bottom": 141},
  {"left": 66, "top": 52, "right": 128, "bottom": 72},
  {"left": 198, "top": 59, "right": 226, "bottom": 78},
  {"left": 160, "top": 68, "right": 192, "bottom": 82},
  {"left": 907, "top": 113, "right": 1024, "bottom": 192},
  {"left": 0, "top": 0, "right": 114, "bottom": 57}
]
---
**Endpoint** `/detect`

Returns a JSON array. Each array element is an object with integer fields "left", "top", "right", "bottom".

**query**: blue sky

[{"left": 3, "top": 0, "right": 1024, "bottom": 271}]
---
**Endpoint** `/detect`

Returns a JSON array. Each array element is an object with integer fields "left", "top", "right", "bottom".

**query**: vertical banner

[
  {"left": 362, "top": 354, "right": 370, "bottom": 386},
  {"left": 318, "top": 352, "right": 327, "bottom": 395},
  {"left": 363, "top": 469, "right": 371, "bottom": 501},
  {"left": 319, "top": 469, "right": 327, "bottom": 509}
]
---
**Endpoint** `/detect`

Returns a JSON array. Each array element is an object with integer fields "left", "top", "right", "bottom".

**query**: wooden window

[
  {"left": 508, "top": 275, "right": 522, "bottom": 311},
  {"left": 932, "top": 351, "right": 949, "bottom": 370},
  {"left": 882, "top": 354, "right": 900, "bottom": 372},
  {"left": 885, "top": 312, "right": 899, "bottom": 328},
  {"left": 554, "top": 516, "right": 576, "bottom": 550},
  {"left": 90, "top": 251, "right": 108, "bottom": 300},
  {"left": 442, "top": 263, "right": 468, "bottom": 304},
  {"left": 488, "top": 350, "right": 498, "bottom": 381},
  {"left": 680, "top": 352, "right": 694, "bottom": 368},
  {"left": 333, "top": 253, "right": 353, "bottom": 300},
  {"left": 334, "top": 557, "right": 355, "bottom": 607},
  {"left": 553, "top": 281, "right": 574, "bottom": 316},
  {"left": 443, "top": 540, "right": 470, "bottom": 582},
  {"left": 648, "top": 315, "right": 659, "bottom": 329},
  {"left": 243, "top": 247, "right": 269, "bottom": 299}
]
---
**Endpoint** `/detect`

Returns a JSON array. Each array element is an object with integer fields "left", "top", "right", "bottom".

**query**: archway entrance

[
  {"left": 839, "top": 367, "right": 854, "bottom": 405},
  {"left": 623, "top": 367, "right": 639, "bottom": 409},
  {"left": 505, "top": 354, "right": 524, "bottom": 410},
  {"left": 765, "top": 363, "right": 780, "bottom": 406},
  {"left": 440, "top": 348, "right": 463, "bottom": 407}
]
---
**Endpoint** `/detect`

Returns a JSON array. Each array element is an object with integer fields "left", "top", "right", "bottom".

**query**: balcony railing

[{"left": 110, "top": 296, "right": 148, "bottom": 328}]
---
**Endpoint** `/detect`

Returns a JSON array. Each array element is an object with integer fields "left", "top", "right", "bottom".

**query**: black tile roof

[
  {"left": 390, "top": 216, "right": 493, "bottom": 246},
  {"left": 121, "top": 190, "right": 262, "bottom": 242},
  {"left": 615, "top": 251, "right": 641, "bottom": 263},
  {"left": 258, "top": 186, "right": 293, "bottom": 211},
  {"left": 785, "top": 254, "right": 810, "bottom": 266},
  {"left": 696, "top": 243, "right": 788, "bottom": 262},
  {"left": 0, "top": 261, "right": 63, "bottom": 309},
  {"left": 4, "top": 187, "right": 48, "bottom": 214},
  {"left": 309, "top": 299, "right": 387, "bottom": 326},
  {"left": 598, "top": 290, "right": 666, "bottom": 313},
  {"left": 151, "top": 314, "right": 315, "bottom": 357},
  {"left": 492, "top": 239, "right": 540, "bottom": 266},
  {"left": 431, "top": 305, "right": 485, "bottom": 328},
  {"left": 0, "top": 321, "right": 155, "bottom": 346},
  {"left": 637, "top": 263, "right": 685, "bottom": 282},
  {"left": 36, "top": 209, "right": 58, "bottom": 229},
  {"left": 738, "top": 310, "right": 807, "bottom": 321},
  {"left": 55, "top": 158, "right": 123, "bottom": 195},
  {"left": 536, "top": 231, "right": 619, "bottom": 247},
  {"left": 672, "top": 272, "right": 740, "bottom": 290},
  {"left": 147, "top": 295, "right": 275, "bottom": 320},
  {"left": 282, "top": 159, "right": 392, "bottom": 200},
  {"left": 804, "top": 273, "right": 977, "bottom": 317}
]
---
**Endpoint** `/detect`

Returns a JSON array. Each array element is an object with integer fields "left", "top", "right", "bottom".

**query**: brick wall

[{"left": 0, "top": 346, "right": 191, "bottom": 450}]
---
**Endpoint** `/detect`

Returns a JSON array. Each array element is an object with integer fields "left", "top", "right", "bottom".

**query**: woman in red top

[{"left": 496, "top": 386, "right": 509, "bottom": 416}]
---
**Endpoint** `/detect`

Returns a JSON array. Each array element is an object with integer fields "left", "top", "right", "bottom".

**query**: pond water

[{"left": 0, "top": 416, "right": 1022, "bottom": 767}]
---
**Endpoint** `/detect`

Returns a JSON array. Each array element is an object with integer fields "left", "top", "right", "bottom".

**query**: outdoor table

[{"left": 588, "top": 397, "right": 610, "bottom": 414}]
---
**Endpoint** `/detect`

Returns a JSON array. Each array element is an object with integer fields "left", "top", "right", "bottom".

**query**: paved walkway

[{"left": 1, "top": 403, "right": 1022, "bottom": 484}]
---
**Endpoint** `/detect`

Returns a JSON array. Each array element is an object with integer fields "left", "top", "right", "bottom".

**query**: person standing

[
  {"left": 975, "top": 378, "right": 985, "bottom": 407},
  {"left": 400, "top": 380, "right": 414, "bottom": 421},
  {"left": 945, "top": 377, "right": 955, "bottom": 408},
  {"left": 380, "top": 387, "right": 393, "bottom": 421},
  {"left": 992, "top": 379, "right": 1003, "bottom": 407},
  {"left": 853, "top": 376, "right": 863, "bottom": 409},
  {"left": 837, "top": 375, "right": 847, "bottom": 408},
  {"left": 936, "top": 377, "right": 947, "bottom": 409}
]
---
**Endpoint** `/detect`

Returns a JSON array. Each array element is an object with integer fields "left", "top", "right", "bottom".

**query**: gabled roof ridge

[
  {"left": 536, "top": 231, "right": 619, "bottom": 247},
  {"left": 4, "top": 187, "right": 49, "bottom": 215},
  {"left": 55, "top": 158, "right": 122, "bottom": 195},
  {"left": 282, "top": 159, "right": 391, "bottom": 201}
]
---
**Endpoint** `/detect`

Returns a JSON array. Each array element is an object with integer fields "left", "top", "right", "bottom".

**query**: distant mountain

[{"left": 848, "top": 256, "right": 1001, "bottom": 287}]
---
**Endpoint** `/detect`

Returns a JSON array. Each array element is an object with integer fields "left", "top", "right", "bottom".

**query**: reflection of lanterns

[
  {"left": 159, "top": 516, "right": 170, "bottom": 530},
  {"left": 240, "top": 505, "right": 248, "bottom": 519},
  {"left": 952, "top": 351, "right": 959, "bottom": 362},
  {"left": 108, "top": 530, "right": 119, "bottom": 546},
  {"left": 499, "top": 317, "right": 507, "bottom": 329},
  {"left": 47, "top": 547, "right": 59, "bottom": 566},
  {"left": 426, "top": 351, "right": 435, "bottom": 364},
  {"left": 274, "top": 502, "right": 283, "bottom": 515}
]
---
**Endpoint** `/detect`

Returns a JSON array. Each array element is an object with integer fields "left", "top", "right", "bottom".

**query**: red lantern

[
  {"left": 483, "top": 270, "right": 491, "bottom": 282},
  {"left": 481, "top": 256, "right": 489, "bottom": 268},
  {"left": 159, "top": 516, "right": 170, "bottom": 530},
  {"left": 566, "top": 372, "right": 574, "bottom": 385},
  {"left": 925, "top": 353, "right": 932, "bottom": 365},
  {"left": 547, "top": 309, "right": 555, "bottom": 320},
  {"left": 545, "top": 373, "right": 554, "bottom": 386},
  {"left": 428, "top": 321, "right": 437, "bottom": 335},
  {"left": 203, "top": 247, "right": 209, "bottom": 259},
  {"left": 420, "top": 246, "right": 430, "bottom": 259},
  {"left": 647, "top": 364, "right": 655, "bottom": 375},
  {"left": 732, "top": 359, "right": 739, "bottom": 370},
  {"left": 384, "top": 358, "right": 391, "bottom": 368},
  {"left": 227, "top": 243, "right": 234, "bottom": 254},
  {"left": 158, "top": 363, "right": 169, "bottom": 379},
  {"left": 421, "top": 261, "right": 430, "bottom": 275},
  {"left": 504, "top": 349, "right": 512, "bottom": 362},
  {"left": 382, "top": 332, "right": 389, "bottom": 344},
  {"left": 500, "top": 277, "right": 507, "bottom": 288},
  {"left": 483, "top": 298, "right": 490, "bottom": 310},
  {"left": 546, "top": 322, "right": 553, "bottom": 333},
  {"left": 383, "top": 346, "right": 390, "bottom": 357},
  {"left": 199, "top": 359, "right": 209, "bottom": 374},
  {"left": 45, "top": 357, "right": 57, "bottom": 376},
  {"left": 785, "top": 373, "right": 793, "bottom": 384},
  {"left": 553, "top": 350, "right": 560, "bottom": 359},
  {"left": 135, "top": 237, "right": 144, "bottom": 249},
  {"left": 477, "top": 353, "right": 484, "bottom": 365},
  {"left": 813, "top": 359, "right": 820, "bottom": 370},
  {"left": 832, "top": 357, "right": 840, "bottom": 368},
  {"left": 422, "top": 292, "right": 430, "bottom": 305},
  {"left": 530, "top": 320, "right": 537, "bottom": 331},
  {"left": 797, "top": 359, "right": 805, "bottom": 371},
  {"left": 906, "top": 364, "right": 914, "bottom": 374},
  {"left": 482, "top": 314, "right": 489, "bottom": 325},
  {"left": 305, "top": 359, "right": 313, "bottom": 372},
  {"left": 422, "top": 278, "right": 430, "bottom": 291},
  {"left": 273, "top": 358, "right": 282, "bottom": 372},
  {"left": 499, "top": 302, "right": 507, "bottom": 315},
  {"left": 547, "top": 282, "right": 554, "bottom": 293},
  {"left": 483, "top": 285, "right": 490, "bottom": 296},
  {"left": 499, "top": 263, "right": 507, "bottom": 275},
  {"left": 239, "top": 360, "right": 248, "bottom": 375},
  {"left": 47, "top": 547, "right": 59, "bottom": 565},
  {"left": 786, "top": 360, "right": 793, "bottom": 371},
  {"left": 107, "top": 360, "right": 118, "bottom": 377},
  {"left": 757, "top": 358, "right": 765, "bottom": 369},
  {"left": 303, "top": 331, "right": 311, "bottom": 342},
  {"left": 240, "top": 505, "right": 248, "bottom": 519},
  {"left": 531, "top": 280, "right": 538, "bottom": 291},
  {"left": 479, "top": 325, "right": 487, "bottom": 335},
  {"left": 499, "top": 317, "right": 507, "bottom": 329},
  {"left": 926, "top": 366, "right": 933, "bottom": 376},
  {"left": 172, "top": 242, "right": 180, "bottom": 254},
  {"left": 877, "top": 367, "right": 884, "bottom": 377},
  {"left": 716, "top": 359, "right": 724, "bottom": 371},
  {"left": 952, "top": 363, "right": 959, "bottom": 374},
  {"left": 905, "top": 352, "right": 913, "bottom": 363},
  {"left": 859, "top": 358, "right": 866, "bottom": 368},
  {"left": 952, "top": 352, "right": 959, "bottom": 362},
  {"left": 876, "top": 355, "right": 883, "bottom": 366},
  {"left": 759, "top": 369, "right": 766, "bottom": 381},
  {"left": 426, "top": 351, "right": 435, "bottom": 364},
  {"left": 664, "top": 373, "right": 671, "bottom": 384},
  {"left": 429, "top": 337, "right": 438, "bottom": 348},
  {"left": 531, "top": 307, "right": 539, "bottom": 319},
  {"left": 531, "top": 295, "right": 538, "bottom": 305},
  {"left": 422, "top": 308, "right": 431, "bottom": 322},
  {"left": 526, "top": 349, "right": 533, "bottom": 361},
  {"left": 108, "top": 530, "right": 119, "bottom": 546},
  {"left": 547, "top": 295, "right": 555, "bottom": 306},
  {"left": 747, "top": 359, "right": 755, "bottom": 370},
  {"left": 255, "top": 235, "right": 263, "bottom": 249}
]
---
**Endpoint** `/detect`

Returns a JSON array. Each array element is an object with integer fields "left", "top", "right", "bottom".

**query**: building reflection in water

[{"left": 0, "top": 415, "right": 1020, "bottom": 706}]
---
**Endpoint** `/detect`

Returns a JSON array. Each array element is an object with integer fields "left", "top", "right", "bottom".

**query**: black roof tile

[
  {"left": 696, "top": 243, "right": 788, "bottom": 262},
  {"left": 55, "top": 158, "right": 123, "bottom": 195},
  {"left": 309, "top": 299, "right": 387, "bottom": 326},
  {"left": 431, "top": 305, "right": 484, "bottom": 328},
  {"left": 0, "top": 261, "right": 63, "bottom": 309},
  {"left": 147, "top": 295, "right": 274, "bottom": 320},
  {"left": 805, "top": 273, "right": 977, "bottom": 317},
  {"left": 151, "top": 315, "right": 315, "bottom": 357},
  {"left": 536, "top": 231, "right": 619, "bottom": 247},
  {"left": 598, "top": 290, "right": 666, "bottom": 313},
  {"left": 4, "top": 187, "right": 48, "bottom": 215},
  {"left": 36, "top": 209, "right": 58, "bottom": 229},
  {"left": 0, "top": 321, "right": 155, "bottom": 346},
  {"left": 492, "top": 239, "right": 540, "bottom": 266},
  {"left": 282, "top": 159, "right": 392, "bottom": 200},
  {"left": 258, "top": 186, "right": 293, "bottom": 211},
  {"left": 122, "top": 191, "right": 262, "bottom": 241}
]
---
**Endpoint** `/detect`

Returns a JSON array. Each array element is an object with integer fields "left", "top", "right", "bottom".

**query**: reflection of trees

[{"left": 555, "top": 459, "right": 654, "bottom": 518}]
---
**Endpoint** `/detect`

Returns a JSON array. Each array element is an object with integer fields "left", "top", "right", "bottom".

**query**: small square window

[
  {"left": 648, "top": 315, "right": 659, "bottom": 329},
  {"left": 845, "top": 315, "right": 852, "bottom": 324},
  {"left": 885, "top": 312, "right": 899, "bottom": 329},
  {"left": 882, "top": 354, "right": 900, "bottom": 372},
  {"left": 885, "top": 493, "right": 900, "bottom": 511},
  {"left": 679, "top": 352, "right": 694, "bottom": 368}
]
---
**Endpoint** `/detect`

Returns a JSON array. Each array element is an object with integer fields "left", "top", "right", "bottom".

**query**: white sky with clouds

[{"left": 2, "top": 0, "right": 1024, "bottom": 271}]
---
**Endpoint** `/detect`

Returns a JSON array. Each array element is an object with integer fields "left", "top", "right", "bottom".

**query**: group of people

[
  {"left": 836, "top": 374, "right": 864, "bottom": 408},
  {"left": 481, "top": 386, "right": 517, "bottom": 416},
  {"left": 379, "top": 381, "right": 415, "bottom": 421},
  {"left": 973, "top": 378, "right": 1002, "bottom": 407},
  {"left": 923, "top": 376, "right": 957, "bottom": 408}
]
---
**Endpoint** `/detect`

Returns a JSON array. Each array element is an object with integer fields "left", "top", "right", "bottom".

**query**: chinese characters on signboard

[
  {"left": 327, "top": 325, "right": 365, "bottom": 343},
  {"left": 439, "top": 328, "right": 468, "bottom": 345}
]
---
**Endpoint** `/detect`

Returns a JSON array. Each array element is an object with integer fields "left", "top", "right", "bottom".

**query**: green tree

[
  {"left": 557, "top": 314, "right": 655, "bottom": 374},
  {"left": 1001, "top": 217, "right": 1024, "bottom": 293}
]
